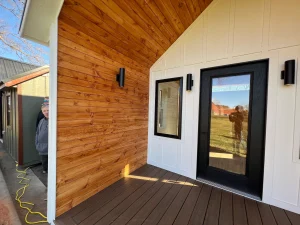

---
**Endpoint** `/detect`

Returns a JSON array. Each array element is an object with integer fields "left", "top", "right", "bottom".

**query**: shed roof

[
  {"left": 0, "top": 56, "right": 38, "bottom": 81},
  {"left": 0, "top": 65, "right": 49, "bottom": 90}
]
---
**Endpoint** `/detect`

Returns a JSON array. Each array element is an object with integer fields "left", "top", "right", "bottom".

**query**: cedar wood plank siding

[{"left": 56, "top": 0, "right": 212, "bottom": 216}]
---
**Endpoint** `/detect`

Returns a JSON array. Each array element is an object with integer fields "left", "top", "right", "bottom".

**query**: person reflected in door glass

[{"left": 229, "top": 105, "right": 244, "bottom": 153}]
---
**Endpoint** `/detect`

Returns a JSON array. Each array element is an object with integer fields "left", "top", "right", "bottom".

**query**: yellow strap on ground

[{"left": 15, "top": 162, "right": 48, "bottom": 224}]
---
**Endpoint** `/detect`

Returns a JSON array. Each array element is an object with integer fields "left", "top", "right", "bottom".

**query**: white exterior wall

[{"left": 148, "top": 0, "right": 300, "bottom": 214}]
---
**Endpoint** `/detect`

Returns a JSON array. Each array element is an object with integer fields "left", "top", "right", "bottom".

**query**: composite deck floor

[{"left": 55, "top": 165, "right": 300, "bottom": 225}]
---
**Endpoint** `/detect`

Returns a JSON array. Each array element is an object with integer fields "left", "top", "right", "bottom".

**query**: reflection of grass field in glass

[{"left": 210, "top": 116, "right": 248, "bottom": 157}]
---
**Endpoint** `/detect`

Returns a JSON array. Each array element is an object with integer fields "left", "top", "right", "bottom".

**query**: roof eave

[{"left": 19, "top": 0, "right": 64, "bottom": 46}]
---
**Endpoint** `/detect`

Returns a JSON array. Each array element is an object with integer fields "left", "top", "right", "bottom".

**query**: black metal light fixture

[
  {"left": 281, "top": 60, "right": 296, "bottom": 85},
  {"left": 186, "top": 73, "right": 193, "bottom": 91},
  {"left": 116, "top": 68, "right": 125, "bottom": 87}
]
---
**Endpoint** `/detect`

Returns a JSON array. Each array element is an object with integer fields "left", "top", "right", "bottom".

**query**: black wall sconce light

[
  {"left": 186, "top": 73, "right": 193, "bottom": 91},
  {"left": 116, "top": 68, "right": 125, "bottom": 87},
  {"left": 281, "top": 60, "right": 296, "bottom": 85}
]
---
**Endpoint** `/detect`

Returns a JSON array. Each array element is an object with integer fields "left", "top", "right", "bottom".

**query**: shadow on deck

[{"left": 55, "top": 164, "right": 300, "bottom": 225}]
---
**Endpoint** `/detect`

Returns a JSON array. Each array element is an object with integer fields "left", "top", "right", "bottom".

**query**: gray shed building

[{"left": 0, "top": 57, "right": 49, "bottom": 165}]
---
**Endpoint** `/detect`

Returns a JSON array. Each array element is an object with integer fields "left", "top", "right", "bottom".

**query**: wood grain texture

[{"left": 57, "top": 0, "right": 212, "bottom": 216}]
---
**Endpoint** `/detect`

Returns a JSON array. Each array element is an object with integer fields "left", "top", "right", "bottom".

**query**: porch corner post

[{"left": 48, "top": 19, "right": 58, "bottom": 225}]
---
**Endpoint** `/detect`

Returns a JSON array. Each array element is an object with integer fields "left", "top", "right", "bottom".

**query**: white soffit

[{"left": 19, "top": 0, "right": 64, "bottom": 46}]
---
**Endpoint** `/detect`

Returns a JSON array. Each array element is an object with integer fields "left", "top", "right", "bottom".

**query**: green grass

[{"left": 210, "top": 115, "right": 248, "bottom": 157}]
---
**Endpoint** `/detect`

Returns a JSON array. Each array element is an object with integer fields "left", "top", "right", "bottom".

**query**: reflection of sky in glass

[
  {"left": 212, "top": 74, "right": 250, "bottom": 85},
  {"left": 212, "top": 75, "right": 250, "bottom": 108}
]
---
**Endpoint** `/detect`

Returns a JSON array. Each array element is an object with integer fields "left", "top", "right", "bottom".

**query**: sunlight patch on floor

[
  {"left": 125, "top": 175, "right": 158, "bottom": 181},
  {"left": 162, "top": 180, "right": 198, "bottom": 186}
]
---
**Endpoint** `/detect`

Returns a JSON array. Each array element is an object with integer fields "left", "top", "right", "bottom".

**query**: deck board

[
  {"left": 271, "top": 206, "right": 292, "bottom": 225},
  {"left": 257, "top": 202, "right": 277, "bottom": 225},
  {"left": 233, "top": 194, "right": 248, "bottom": 225},
  {"left": 172, "top": 180, "right": 203, "bottom": 225},
  {"left": 157, "top": 178, "right": 194, "bottom": 225},
  {"left": 203, "top": 188, "right": 222, "bottom": 225},
  {"left": 126, "top": 173, "right": 181, "bottom": 225},
  {"left": 111, "top": 171, "right": 173, "bottom": 225},
  {"left": 245, "top": 198, "right": 262, "bottom": 225},
  {"left": 80, "top": 166, "right": 159, "bottom": 225},
  {"left": 71, "top": 165, "right": 153, "bottom": 223},
  {"left": 55, "top": 164, "right": 300, "bottom": 225},
  {"left": 188, "top": 184, "right": 212, "bottom": 225},
  {"left": 142, "top": 176, "right": 187, "bottom": 225},
  {"left": 285, "top": 210, "right": 300, "bottom": 225},
  {"left": 95, "top": 168, "right": 166, "bottom": 225},
  {"left": 219, "top": 191, "right": 233, "bottom": 225}
]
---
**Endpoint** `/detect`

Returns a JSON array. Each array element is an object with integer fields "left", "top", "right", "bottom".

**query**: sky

[
  {"left": 212, "top": 74, "right": 251, "bottom": 108},
  {"left": 212, "top": 91, "right": 250, "bottom": 108},
  {"left": 0, "top": 2, "right": 49, "bottom": 65}
]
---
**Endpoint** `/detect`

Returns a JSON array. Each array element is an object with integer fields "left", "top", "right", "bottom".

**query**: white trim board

[{"left": 47, "top": 20, "right": 58, "bottom": 225}]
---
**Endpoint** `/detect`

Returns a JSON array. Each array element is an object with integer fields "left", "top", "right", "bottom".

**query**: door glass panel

[{"left": 209, "top": 74, "right": 251, "bottom": 175}]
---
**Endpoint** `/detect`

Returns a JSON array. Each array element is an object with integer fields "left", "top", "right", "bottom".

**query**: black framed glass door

[{"left": 197, "top": 60, "right": 269, "bottom": 198}]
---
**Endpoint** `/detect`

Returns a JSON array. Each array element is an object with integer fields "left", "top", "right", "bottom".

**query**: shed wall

[
  {"left": 21, "top": 75, "right": 49, "bottom": 165},
  {"left": 2, "top": 88, "right": 18, "bottom": 161}
]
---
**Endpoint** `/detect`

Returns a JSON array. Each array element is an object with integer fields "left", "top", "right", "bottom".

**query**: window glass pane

[
  {"left": 156, "top": 79, "right": 182, "bottom": 138},
  {"left": 209, "top": 74, "right": 251, "bottom": 175}
]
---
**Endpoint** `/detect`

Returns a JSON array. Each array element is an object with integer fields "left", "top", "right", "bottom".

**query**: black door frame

[{"left": 197, "top": 59, "right": 269, "bottom": 198}]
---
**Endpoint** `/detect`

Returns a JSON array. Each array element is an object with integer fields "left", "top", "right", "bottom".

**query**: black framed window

[
  {"left": 154, "top": 77, "right": 183, "bottom": 139},
  {"left": 7, "top": 95, "right": 11, "bottom": 126}
]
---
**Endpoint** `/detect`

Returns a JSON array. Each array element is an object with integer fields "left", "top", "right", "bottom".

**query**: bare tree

[
  {"left": 212, "top": 98, "right": 220, "bottom": 105},
  {"left": 0, "top": 0, "right": 47, "bottom": 65}
]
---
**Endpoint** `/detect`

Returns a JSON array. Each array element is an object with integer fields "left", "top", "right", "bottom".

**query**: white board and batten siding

[{"left": 148, "top": 0, "right": 300, "bottom": 214}]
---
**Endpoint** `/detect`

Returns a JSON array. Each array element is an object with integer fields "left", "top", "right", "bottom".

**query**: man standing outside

[
  {"left": 36, "top": 97, "right": 49, "bottom": 130},
  {"left": 35, "top": 103, "right": 49, "bottom": 174}
]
